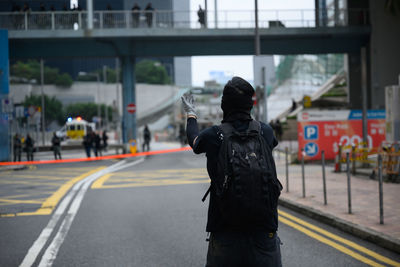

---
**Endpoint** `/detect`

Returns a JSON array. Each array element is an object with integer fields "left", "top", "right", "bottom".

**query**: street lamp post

[
  {"left": 40, "top": 59, "right": 45, "bottom": 146},
  {"left": 254, "top": 0, "right": 260, "bottom": 56},
  {"left": 96, "top": 73, "right": 101, "bottom": 130},
  {"left": 78, "top": 72, "right": 101, "bottom": 130}
]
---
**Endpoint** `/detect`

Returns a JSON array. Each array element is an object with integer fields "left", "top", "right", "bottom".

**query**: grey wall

[{"left": 369, "top": 0, "right": 400, "bottom": 109}]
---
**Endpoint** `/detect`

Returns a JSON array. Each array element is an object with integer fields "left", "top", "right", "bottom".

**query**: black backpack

[{"left": 204, "top": 120, "right": 282, "bottom": 228}]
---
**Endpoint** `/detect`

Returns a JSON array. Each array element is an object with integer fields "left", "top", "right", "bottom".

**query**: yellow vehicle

[{"left": 57, "top": 117, "right": 96, "bottom": 140}]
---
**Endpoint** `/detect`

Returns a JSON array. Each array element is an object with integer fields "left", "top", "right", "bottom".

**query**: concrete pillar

[
  {"left": 347, "top": 51, "right": 362, "bottom": 109},
  {"left": 121, "top": 56, "right": 136, "bottom": 144},
  {"left": 86, "top": 0, "right": 93, "bottom": 29}
]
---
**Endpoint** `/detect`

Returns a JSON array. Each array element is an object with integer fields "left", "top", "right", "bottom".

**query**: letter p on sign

[{"left": 304, "top": 125, "right": 318, "bottom": 140}]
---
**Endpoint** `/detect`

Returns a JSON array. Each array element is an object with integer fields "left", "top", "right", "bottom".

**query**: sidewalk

[{"left": 274, "top": 153, "right": 400, "bottom": 253}]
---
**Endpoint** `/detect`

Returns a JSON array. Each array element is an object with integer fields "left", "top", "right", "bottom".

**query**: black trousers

[{"left": 206, "top": 231, "right": 282, "bottom": 267}]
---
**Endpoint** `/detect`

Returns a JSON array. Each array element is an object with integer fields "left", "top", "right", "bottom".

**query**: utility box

[{"left": 385, "top": 85, "right": 400, "bottom": 142}]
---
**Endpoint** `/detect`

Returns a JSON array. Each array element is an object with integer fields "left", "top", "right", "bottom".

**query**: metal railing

[{"left": 0, "top": 9, "right": 369, "bottom": 31}]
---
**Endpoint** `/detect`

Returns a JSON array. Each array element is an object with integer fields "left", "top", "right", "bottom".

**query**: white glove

[{"left": 181, "top": 93, "right": 197, "bottom": 119}]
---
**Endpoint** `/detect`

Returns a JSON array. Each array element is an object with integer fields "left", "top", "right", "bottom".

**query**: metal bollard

[
  {"left": 301, "top": 148, "right": 305, "bottom": 198},
  {"left": 352, "top": 145, "right": 356, "bottom": 175},
  {"left": 321, "top": 150, "right": 327, "bottom": 205},
  {"left": 338, "top": 145, "right": 342, "bottom": 172},
  {"left": 285, "top": 147, "right": 289, "bottom": 192},
  {"left": 346, "top": 152, "right": 352, "bottom": 214},
  {"left": 378, "top": 154, "right": 384, "bottom": 224}
]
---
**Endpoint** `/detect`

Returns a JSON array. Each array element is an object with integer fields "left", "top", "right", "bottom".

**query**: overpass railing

[{"left": 0, "top": 9, "right": 369, "bottom": 31}]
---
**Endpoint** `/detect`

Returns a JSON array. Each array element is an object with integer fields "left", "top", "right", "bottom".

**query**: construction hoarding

[{"left": 297, "top": 109, "right": 386, "bottom": 160}]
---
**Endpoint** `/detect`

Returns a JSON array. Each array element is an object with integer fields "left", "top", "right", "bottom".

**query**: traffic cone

[{"left": 334, "top": 154, "right": 340, "bottom": 172}]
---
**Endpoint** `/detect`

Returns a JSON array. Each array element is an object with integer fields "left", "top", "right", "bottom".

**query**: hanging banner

[{"left": 297, "top": 109, "right": 386, "bottom": 160}]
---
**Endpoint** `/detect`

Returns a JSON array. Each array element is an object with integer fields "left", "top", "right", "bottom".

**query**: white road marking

[{"left": 20, "top": 158, "right": 144, "bottom": 267}]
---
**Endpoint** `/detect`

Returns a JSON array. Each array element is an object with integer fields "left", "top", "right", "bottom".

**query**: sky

[{"left": 190, "top": 0, "right": 314, "bottom": 86}]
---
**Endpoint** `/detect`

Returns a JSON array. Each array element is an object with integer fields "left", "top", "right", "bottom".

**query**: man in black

[
  {"left": 25, "top": 134, "right": 34, "bottom": 161},
  {"left": 102, "top": 130, "right": 109, "bottom": 152},
  {"left": 83, "top": 132, "right": 92, "bottom": 158},
  {"left": 142, "top": 125, "right": 151, "bottom": 152},
  {"left": 144, "top": 3, "right": 154, "bottom": 27},
  {"left": 182, "top": 77, "right": 282, "bottom": 267},
  {"left": 197, "top": 5, "right": 205, "bottom": 28},
  {"left": 131, "top": 3, "right": 141, "bottom": 28},
  {"left": 13, "top": 134, "right": 22, "bottom": 162},
  {"left": 51, "top": 132, "right": 62, "bottom": 160}
]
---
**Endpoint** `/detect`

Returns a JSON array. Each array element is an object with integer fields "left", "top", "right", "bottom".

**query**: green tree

[
  {"left": 64, "top": 103, "right": 112, "bottom": 122},
  {"left": 23, "top": 94, "right": 64, "bottom": 126},
  {"left": 135, "top": 60, "right": 171, "bottom": 84},
  {"left": 10, "top": 60, "right": 73, "bottom": 87}
]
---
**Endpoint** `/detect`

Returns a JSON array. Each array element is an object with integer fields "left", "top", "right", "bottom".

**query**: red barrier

[{"left": 0, "top": 146, "right": 192, "bottom": 166}]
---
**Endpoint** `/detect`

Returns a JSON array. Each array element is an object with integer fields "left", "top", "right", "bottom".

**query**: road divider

[{"left": 0, "top": 146, "right": 192, "bottom": 166}]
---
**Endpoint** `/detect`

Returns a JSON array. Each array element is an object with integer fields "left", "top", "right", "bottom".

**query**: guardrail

[{"left": 0, "top": 8, "right": 369, "bottom": 31}]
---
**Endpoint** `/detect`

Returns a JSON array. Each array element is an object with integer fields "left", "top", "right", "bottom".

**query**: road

[{"left": 0, "top": 150, "right": 399, "bottom": 266}]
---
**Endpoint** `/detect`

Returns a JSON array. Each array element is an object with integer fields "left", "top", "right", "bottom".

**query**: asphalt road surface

[{"left": 0, "top": 150, "right": 399, "bottom": 266}]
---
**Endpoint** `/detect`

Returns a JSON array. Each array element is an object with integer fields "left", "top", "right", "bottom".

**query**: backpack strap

[
  {"left": 248, "top": 120, "right": 261, "bottom": 133},
  {"left": 202, "top": 123, "right": 232, "bottom": 203}
]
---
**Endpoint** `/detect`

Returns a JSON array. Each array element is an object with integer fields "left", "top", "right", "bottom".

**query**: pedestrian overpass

[{"left": 2, "top": 8, "right": 371, "bottom": 143}]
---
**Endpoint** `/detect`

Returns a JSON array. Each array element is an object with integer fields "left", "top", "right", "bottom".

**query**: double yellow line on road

[
  {"left": 0, "top": 167, "right": 105, "bottom": 217},
  {"left": 278, "top": 210, "right": 400, "bottom": 267}
]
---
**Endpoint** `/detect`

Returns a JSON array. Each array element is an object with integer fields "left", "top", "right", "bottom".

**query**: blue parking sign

[
  {"left": 304, "top": 143, "right": 319, "bottom": 157},
  {"left": 304, "top": 125, "right": 318, "bottom": 140}
]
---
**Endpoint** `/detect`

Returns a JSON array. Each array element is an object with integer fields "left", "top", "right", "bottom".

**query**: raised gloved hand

[{"left": 181, "top": 93, "right": 197, "bottom": 119}]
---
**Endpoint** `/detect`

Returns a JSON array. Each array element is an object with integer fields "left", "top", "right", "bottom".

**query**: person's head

[{"left": 221, "top": 76, "right": 255, "bottom": 118}]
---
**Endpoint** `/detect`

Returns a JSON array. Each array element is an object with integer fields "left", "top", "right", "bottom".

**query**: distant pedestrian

[
  {"left": 13, "top": 134, "right": 22, "bottom": 162},
  {"left": 11, "top": 3, "right": 23, "bottom": 29},
  {"left": 39, "top": 2, "right": 45, "bottom": 11},
  {"left": 275, "top": 119, "right": 283, "bottom": 141},
  {"left": 25, "top": 134, "right": 34, "bottom": 161},
  {"left": 22, "top": 2, "right": 31, "bottom": 12},
  {"left": 38, "top": 2, "right": 47, "bottom": 28},
  {"left": 197, "top": 5, "right": 205, "bottom": 28},
  {"left": 131, "top": 3, "right": 141, "bottom": 27},
  {"left": 93, "top": 132, "right": 102, "bottom": 157},
  {"left": 291, "top": 98, "right": 297, "bottom": 112},
  {"left": 144, "top": 3, "right": 154, "bottom": 27},
  {"left": 83, "top": 132, "right": 92, "bottom": 157},
  {"left": 143, "top": 125, "right": 151, "bottom": 152},
  {"left": 105, "top": 4, "right": 114, "bottom": 28},
  {"left": 51, "top": 132, "right": 62, "bottom": 160},
  {"left": 102, "top": 130, "right": 109, "bottom": 152},
  {"left": 178, "top": 124, "right": 186, "bottom": 147},
  {"left": 269, "top": 120, "right": 276, "bottom": 132}
]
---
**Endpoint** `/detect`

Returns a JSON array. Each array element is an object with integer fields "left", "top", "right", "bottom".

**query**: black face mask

[
  {"left": 221, "top": 77, "right": 254, "bottom": 122},
  {"left": 222, "top": 110, "right": 252, "bottom": 123}
]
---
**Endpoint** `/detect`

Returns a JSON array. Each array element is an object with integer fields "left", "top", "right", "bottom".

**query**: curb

[{"left": 278, "top": 197, "right": 400, "bottom": 254}]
